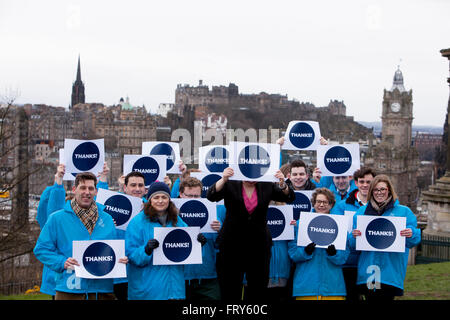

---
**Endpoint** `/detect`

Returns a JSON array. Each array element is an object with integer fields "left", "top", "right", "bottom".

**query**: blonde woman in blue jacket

[
  {"left": 288, "top": 188, "right": 349, "bottom": 300},
  {"left": 349, "top": 174, "right": 421, "bottom": 301}
]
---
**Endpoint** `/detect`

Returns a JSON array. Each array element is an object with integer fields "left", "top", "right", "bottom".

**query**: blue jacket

[
  {"left": 288, "top": 216, "right": 349, "bottom": 297},
  {"left": 313, "top": 177, "right": 357, "bottom": 203},
  {"left": 36, "top": 184, "right": 56, "bottom": 295},
  {"left": 37, "top": 183, "right": 67, "bottom": 295},
  {"left": 184, "top": 204, "right": 225, "bottom": 281},
  {"left": 125, "top": 211, "right": 188, "bottom": 300},
  {"left": 330, "top": 188, "right": 363, "bottom": 267},
  {"left": 271, "top": 151, "right": 292, "bottom": 282},
  {"left": 33, "top": 201, "right": 118, "bottom": 295},
  {"left": 36, "top": 184, "right": 54, "bottom": 229},
  {"left": 171, "top": 177, "right": 181, "bottom": 198},
  {"left": 312, "top": 176, "right": 334, "bottom": 189},
  {"left": 329, "top": 180, "right": 357, "bottom": 204},
  {"left": 269, "top": 240, "right": 291, "bottom": 282},
  {"left": 348, "top": 199, "right": 421, "bottom": 290}
]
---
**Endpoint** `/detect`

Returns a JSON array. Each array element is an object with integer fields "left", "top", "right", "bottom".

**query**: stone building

[
  {"left": 413, "top": 132, "right": 443, "bottom": 161},
  {"left": 421, "top": 47, "right": 450, "bottom": 237},
  {"left": 325, "top": 100, "right": 346, "bottom": 116},
  {"left": 93, "top": 100, "right": 157, "bottom": 186}
]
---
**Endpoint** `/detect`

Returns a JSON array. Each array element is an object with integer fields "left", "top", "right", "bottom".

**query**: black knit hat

[{"left": 146, "top": 181, "right": 171, "bottom": 200}]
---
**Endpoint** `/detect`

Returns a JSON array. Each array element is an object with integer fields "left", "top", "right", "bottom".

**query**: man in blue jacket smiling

[{"left": 34, "top": 172, "right": 128, "bottom": 300}]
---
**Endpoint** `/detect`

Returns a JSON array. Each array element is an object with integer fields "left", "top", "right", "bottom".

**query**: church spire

[
  {"left": 76, "top": 54, "right": 82, "bottom": 83},
  {"left": 71, "top": 55, "right": 85, "bottom": 108}
]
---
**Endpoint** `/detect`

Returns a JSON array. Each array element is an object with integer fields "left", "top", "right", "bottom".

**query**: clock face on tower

[{"left": 390, "top": 102, "right": 401, "bottom": 113}]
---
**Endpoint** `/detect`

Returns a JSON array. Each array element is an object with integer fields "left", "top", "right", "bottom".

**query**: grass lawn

[
  {"left": 0, "top": 293, "right": 52, "bottom": 300},
  {"left": 397, "top": 261, "right": 450, "bottom": 300},
  {"left": 0, "top": 261, "right": 448, "bottom": 300}
]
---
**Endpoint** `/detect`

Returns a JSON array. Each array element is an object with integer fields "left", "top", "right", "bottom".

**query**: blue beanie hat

[{"left": 146, "top": 181, "right": 171, "bottom": 200}]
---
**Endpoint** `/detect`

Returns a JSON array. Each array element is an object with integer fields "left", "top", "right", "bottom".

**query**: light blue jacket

[
  {"left": 330, "top": 189, "right": 363, "bottom": 268},
  {"left": 288, "top": 218, "right": 349, "bottom": 297},
  {"left": 269, "top": 240, "right": 291, "bottom": 282},
  {"left": 41, "top": 183, "right": 67, "bottom": 295},
  {"left": 313, "top": 177, "right": 357, "bottom": 203},
  {"left": 328, "top": 180, "right": 357, "bottom": 204},
  {"left": 184, "top": 204, "right": 225, "bottom": 281},
  {"left": 36, "top": 184, "right": 57, "bottom": 295},
  {"left": 33, "top": 201, "right": 118, "bottom": 295},
  {"left": 36, "top": 184, "right": 54, "bottom": 229},
  {"left": 348, "top": 199, "right": 421, "bottom": 290},
  {"left": 125, "top": 211, "right": 188, "bottom": 300},
  {"left": 96, "top": 182, "right": 147, "bottom": 286}
]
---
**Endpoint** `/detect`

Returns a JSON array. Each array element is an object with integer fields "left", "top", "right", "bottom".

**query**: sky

[{"left": 0, "top": 0, "right": 449, "bottom": 127}]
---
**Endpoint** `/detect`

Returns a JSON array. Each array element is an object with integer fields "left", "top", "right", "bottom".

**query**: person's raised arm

[
  {"left": 54, "top": 164, "right": 65, "bottom": 186},
  {"left": 214, "top": 167, "right": 234, "bottom": 192},
  {"left": 274, "top": 169, "right": 289, "bottom": 195},
  {"left": 207, "top": 167, "right": 234, "bottom": 203}
]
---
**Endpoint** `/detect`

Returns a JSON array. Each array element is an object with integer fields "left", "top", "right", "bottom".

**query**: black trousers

[
  {"left": 113, "top": 282, "right": 128, "bottom": 301},
  {"left": 358, "top": 283, "right": 403, "bottom": 301},
  {"left": 216, "top": 249, "right": 271, "bottom": 301},
  {"left": 342, "top": 267, "right": 361, "bottom": 301}
]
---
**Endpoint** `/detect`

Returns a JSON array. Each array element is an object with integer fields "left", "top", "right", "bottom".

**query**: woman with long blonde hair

[{"left": 350, "top": 175, "right": 421, "bottom": 300}]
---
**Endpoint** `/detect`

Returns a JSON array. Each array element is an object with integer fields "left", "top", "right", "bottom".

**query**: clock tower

[
  {"left": 381, "top": 67, "right": 414, "bottom": 147},
  {"left": 365, "top": 67, "right": 419, "bottom": 212}
]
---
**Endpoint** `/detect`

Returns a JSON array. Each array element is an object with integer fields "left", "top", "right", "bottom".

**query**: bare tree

[{"left": 0, "top": 88, "right": 44, "bottom": 294}]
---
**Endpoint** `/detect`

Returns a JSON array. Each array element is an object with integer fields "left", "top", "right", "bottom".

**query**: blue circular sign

[
  {"left": 324, "top": 146, "right": 352, "bottom": 175},
  {"left": 238, "top": 145, "right": 271, "bottom": 179},
  {"left": 103, "top": 195, "right": 133, "bottom": 227},
  {"left": 132, "top": 156, "right": 160, "bottom": 186},
  {"left": 307, "top": 215, "right": 338, "bottom": 246},
  {"left": 266, "top": 207, "right": 286, "bottom": 239},
  {"left": 365, "top": 218, "right": 397, "bottom": 250},
  {"left": 72, "top": 142, "right": 100, "bottom": 171},
  {"left": 292, "top": 192, "right": 312, "bottom": 221},
  {"left": 179, "top": 200, "right": 209, "bottom": 229},
  {"left": 163, "top": 229, "right": 192, "bottom": 263},
  {"left": 289, "top": 122, "right": 315, "bottom": 149},
  {"left": 205, "top": 147, "right": 229, "bottom": 172},
  {"left": 83, "top": 242, "right": 116, "bottom": 277},
  {"left": 201, "top": 174, "right": 222, "bottom": 198},
  {"left": 150, "top": 143, "right": 175, "bottom": 171}
]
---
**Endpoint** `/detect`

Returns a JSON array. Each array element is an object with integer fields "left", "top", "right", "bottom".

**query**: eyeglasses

[
  {"left": 315, "top": 200, "right": 329, "bottom": 206},
  {"left": 182, "top": 193, "right": 201, "bottom": 198},
  {"left": 373, "top": 188, "right": 388, "bottom": 194}
]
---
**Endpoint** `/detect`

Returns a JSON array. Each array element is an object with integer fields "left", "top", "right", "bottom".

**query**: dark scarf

[
  {"left": 366, "top": 196, "right": 394, "bottom": 216},
  {"left": 71, "top": 198, "right": 98, "bottom": 234}
]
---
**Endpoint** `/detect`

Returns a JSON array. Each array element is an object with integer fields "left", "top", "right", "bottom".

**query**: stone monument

[{"left": 421, "top": 47, "right": 450, "bottom": 237}]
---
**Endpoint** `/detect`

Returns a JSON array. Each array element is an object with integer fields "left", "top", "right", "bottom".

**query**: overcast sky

[{"left": 1, "top": 0, "right": 449, "bottom": 127}]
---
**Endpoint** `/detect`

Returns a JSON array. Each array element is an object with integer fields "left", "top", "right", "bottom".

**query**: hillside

[{"left": 358, "top": 121, "right": 443, "bottom": 135}]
